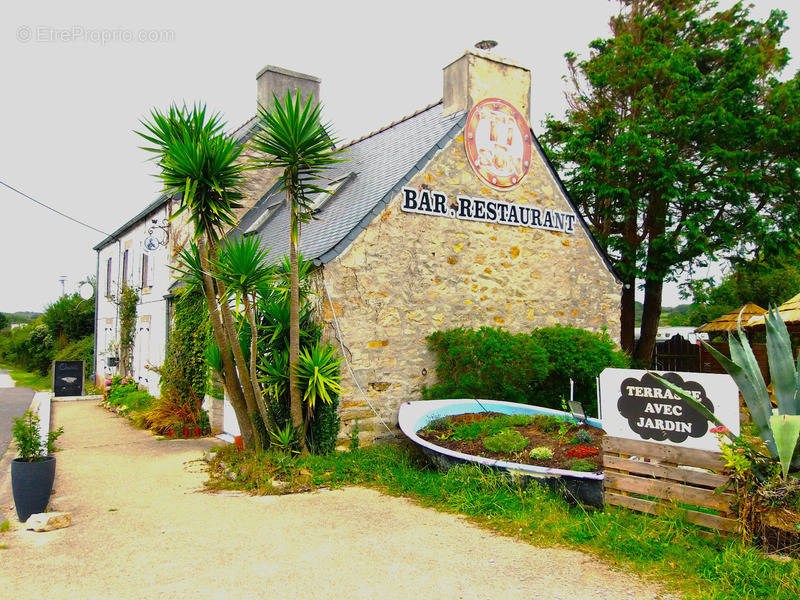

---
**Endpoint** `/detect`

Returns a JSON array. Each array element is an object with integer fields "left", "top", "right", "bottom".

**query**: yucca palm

[
  {"left": 250, "top": 91, "right": 345, "bottom": 450},
  {"left": 213, "top": 236, "right": 277, "bottom": 430},
  {"left": 138, "top": 104, "right": 263, "bottom": 449},
  {"left": 296, "top": 344, "right": 343, "bottom": 412},
  {"left": 138, "top": 105, "right": 244, "bottom": 240}
]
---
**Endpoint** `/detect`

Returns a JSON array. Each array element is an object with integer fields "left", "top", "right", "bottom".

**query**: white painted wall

[{"left": 94, "top": 203, "right": 173, "bottom": 397}]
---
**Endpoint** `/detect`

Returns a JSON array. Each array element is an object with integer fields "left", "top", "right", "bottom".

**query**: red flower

[
  {"left": 710, "top": 426, "right": 730, "bottom": 434},
  {"left": 566, "top": 445, "right": 599, "bottom": 458}
]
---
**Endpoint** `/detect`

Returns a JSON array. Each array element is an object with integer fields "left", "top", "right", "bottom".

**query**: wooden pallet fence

[{"left": 603, "top": 436, "right": 739, "bottom": 533}]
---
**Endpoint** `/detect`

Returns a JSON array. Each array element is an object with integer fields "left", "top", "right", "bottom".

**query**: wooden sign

[
  {"left": 53, "top": 360, "right": 84, "bottom": 397},
  {"left": 599, "top": 368, "right": 739, "bottom": 452}
]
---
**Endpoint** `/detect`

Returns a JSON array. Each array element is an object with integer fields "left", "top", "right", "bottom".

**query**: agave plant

[{"left": 653, "top": 307, "right": 800, "bottom": 478}]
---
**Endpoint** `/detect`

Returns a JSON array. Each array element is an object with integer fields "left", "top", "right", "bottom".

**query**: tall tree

[
  {"left": 138, "top": 105, "right": 264, "bottom": 449},
  {"left": 251, "top": 91, "right": 344, "bottom": 451},
  {"left": 541, "top": 0, "right": 800, "bottom": 363}
]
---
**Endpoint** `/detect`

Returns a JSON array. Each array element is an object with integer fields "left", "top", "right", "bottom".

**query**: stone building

[{"left": 238, "top": 48, "right": 621, "bottom": 446}]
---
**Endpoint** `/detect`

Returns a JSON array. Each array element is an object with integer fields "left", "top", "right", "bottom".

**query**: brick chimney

[
  {"left": 256, "top": 65, "right": 321, "bottom": 110},
  {"left": 442, "top": 44, "right": 531, "bottom": 121}
]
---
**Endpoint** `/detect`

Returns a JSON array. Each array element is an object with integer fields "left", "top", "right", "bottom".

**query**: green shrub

[
  {"left": 308, "top": 396, "right": 340, "bottom": 454},
  {"left": 423, "top": 326, "right": 627, "bottom": 416},
  {"left": 107, "top": 376, "right": 140, "bottom": 407},
  {"left": 569, "top": 458, "right": 597, "bottom": 472},
  {"left": 571, "top": 430, "right": 593, "bottom": 445},
  {"left": 422, "top": 327, "right": 549, "bottom": 405},
  {"left": 0, "top": 321, "right": 55, "bottom": 376},
  {"left": 529, "top": 446, "right": 554, "bottom": 460},
  {"left": 482, "top": 429, "right": 529, "bottom": 454},
  {"left": 532, "top": 414, "right": 564, "bottom": 433},
  {"left": 256, "top": 272, "right": 341, "bottom": 454},
  {"left": 0, "top": 290, "right": 95, "bottom": 377},
  {"left": 529, "top": 325, "right": 629, "bottom": 416},
  {"left": 450, "top": 414, "right": 534, "bottom": 441},
  {"left": 115, "top": 389, "right": 155, "bottom": 413},
  {"left": 54, "top": 336, "right": 93, "bottom": 368},
  {"left": 42, "top": 293, "right": 94, "bottom": 347}
]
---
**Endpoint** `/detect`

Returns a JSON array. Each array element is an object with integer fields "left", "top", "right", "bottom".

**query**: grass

[
  {"left": 425, "top": 414, "right": 535, "bottom": 441},
  {"left": 0, "top": 363, "right": 51, "bottom": 390},
  {"left": 207, "top": 443, "right": 800, "bottom": 600}
]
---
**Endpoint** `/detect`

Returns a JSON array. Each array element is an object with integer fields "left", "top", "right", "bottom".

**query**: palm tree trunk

[
  {"left": 198, "top": 236, "right": 256, "bottom": 448},
  {"left": 208, "top": 238, "right": 265, "bottom": 450},
  {"left": 288, "top": 202, "right": 306, "bottom": 452},
  {"left": 243, "top": 292, "right": 276, "bottom": 432}
]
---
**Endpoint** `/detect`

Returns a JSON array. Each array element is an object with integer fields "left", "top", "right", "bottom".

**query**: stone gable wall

[{"left": 319, "top": 129, "right": 621, "bottom": 447}]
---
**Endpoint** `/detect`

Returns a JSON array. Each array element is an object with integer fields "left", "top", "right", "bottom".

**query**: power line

[{"left": 0, "top": 178, "right": 114, "bottom": 238}]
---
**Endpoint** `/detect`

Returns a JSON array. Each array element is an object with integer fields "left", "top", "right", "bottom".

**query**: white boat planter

[{"left": 398, "top": 398, "right": 605, "bottom": 507}]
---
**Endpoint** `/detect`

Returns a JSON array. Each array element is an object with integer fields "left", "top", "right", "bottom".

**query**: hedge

[{"left": 423, "top": 325, "right": 629, "bottom": 416}]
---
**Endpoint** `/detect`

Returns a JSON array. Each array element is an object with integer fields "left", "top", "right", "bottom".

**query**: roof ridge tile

[{"left": 338, "top": 100, "right": 443, "bottom": 149}]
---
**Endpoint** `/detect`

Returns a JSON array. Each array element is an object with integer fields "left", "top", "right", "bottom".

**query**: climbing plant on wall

[
  {"left": 118, "top": 285, "right": 138, "bottom": 378},
  {"left": 164, "top": 289, "right": 210, "bottom": 401},
  {"left": 143, "top": 288, "right": 210, "bottom": 432}
]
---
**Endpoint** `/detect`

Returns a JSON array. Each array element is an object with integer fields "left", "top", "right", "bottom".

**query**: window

[
  {"left": 122, "top": 249, "right": 129, "bottom": 285},
  {"left": 141, "top": 253, "right": 149, "bottom": 288},
  {"left": 106, "top": 258, "right": 113, "bottom": 297}
]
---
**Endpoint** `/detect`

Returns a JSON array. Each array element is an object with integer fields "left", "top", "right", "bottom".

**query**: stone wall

[{"left": 320, "top": 129, "right": 621, "bottom": 447}]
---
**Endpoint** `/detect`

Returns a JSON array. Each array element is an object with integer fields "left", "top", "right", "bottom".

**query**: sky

[{"left": 1, "top": 0, "right": 797, "bottom": 312}]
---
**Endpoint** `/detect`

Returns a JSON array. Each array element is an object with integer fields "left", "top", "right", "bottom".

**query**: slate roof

[
  {"left": 236, "top": 101, "right": 620, "bottom": 282},
  {"left": 93, "top": 115, "right": 260, "bottom": 251},
  {"left": 234, "top": 101, "right": 466, "bottom": 265}
]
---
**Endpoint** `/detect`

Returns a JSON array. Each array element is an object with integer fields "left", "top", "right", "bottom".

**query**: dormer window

[{"left": 310, "top": 172, "right": 355, "bottom": 213}]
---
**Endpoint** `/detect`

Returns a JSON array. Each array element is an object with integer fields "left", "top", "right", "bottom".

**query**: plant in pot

[{"left": 10, "top": 411, "right": 64, "bottom": 522}]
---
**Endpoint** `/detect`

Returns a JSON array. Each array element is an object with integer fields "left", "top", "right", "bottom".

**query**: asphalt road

[{"left": 0, "top": 370, "right": 35, "bottom": 457}]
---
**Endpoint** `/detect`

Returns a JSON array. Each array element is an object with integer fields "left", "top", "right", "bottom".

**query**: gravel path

[{"left": 0, "top": 401, "right": 676, "bottom": 599}]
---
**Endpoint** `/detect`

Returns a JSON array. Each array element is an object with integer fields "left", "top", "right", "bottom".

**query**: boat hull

[{"left": 398, "top": 399, "right": 604, "bottom": 507}]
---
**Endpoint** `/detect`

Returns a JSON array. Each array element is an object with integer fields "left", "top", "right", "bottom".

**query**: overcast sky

[{"left": 1, "top": 0, "right": 797, "bottom": 313}]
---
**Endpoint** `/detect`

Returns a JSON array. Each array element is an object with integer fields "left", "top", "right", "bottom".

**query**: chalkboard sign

[
  {"left": 599, "top": 368, "right": 739, "bottom": 452},
  {"left": 53, "top": 360, "right": 84, "bottom": 397}
]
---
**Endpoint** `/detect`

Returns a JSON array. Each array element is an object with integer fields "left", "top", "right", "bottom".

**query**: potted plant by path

[{"left": 10, "top": 411, "right": 64, "bottom": 522}]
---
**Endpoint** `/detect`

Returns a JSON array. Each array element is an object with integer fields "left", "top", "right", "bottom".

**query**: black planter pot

[{"left": 11, "top": 456, "right": 56, "bottom": 522}]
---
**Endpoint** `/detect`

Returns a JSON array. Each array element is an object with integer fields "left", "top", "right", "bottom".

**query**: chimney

[
  {"left": 442, "top": 43, "right": 531, "bottom": 120},
  {"left": 256, "top": 65, "right": 321, "bottom": 110}
]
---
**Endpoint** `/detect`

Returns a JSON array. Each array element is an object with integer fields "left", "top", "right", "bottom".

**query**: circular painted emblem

[
  {"left": 464, "top": 98, "right": 532, "bottom": 190},
  {"left": 144, "top": 235, "right": 160, "bottom": 252}
]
